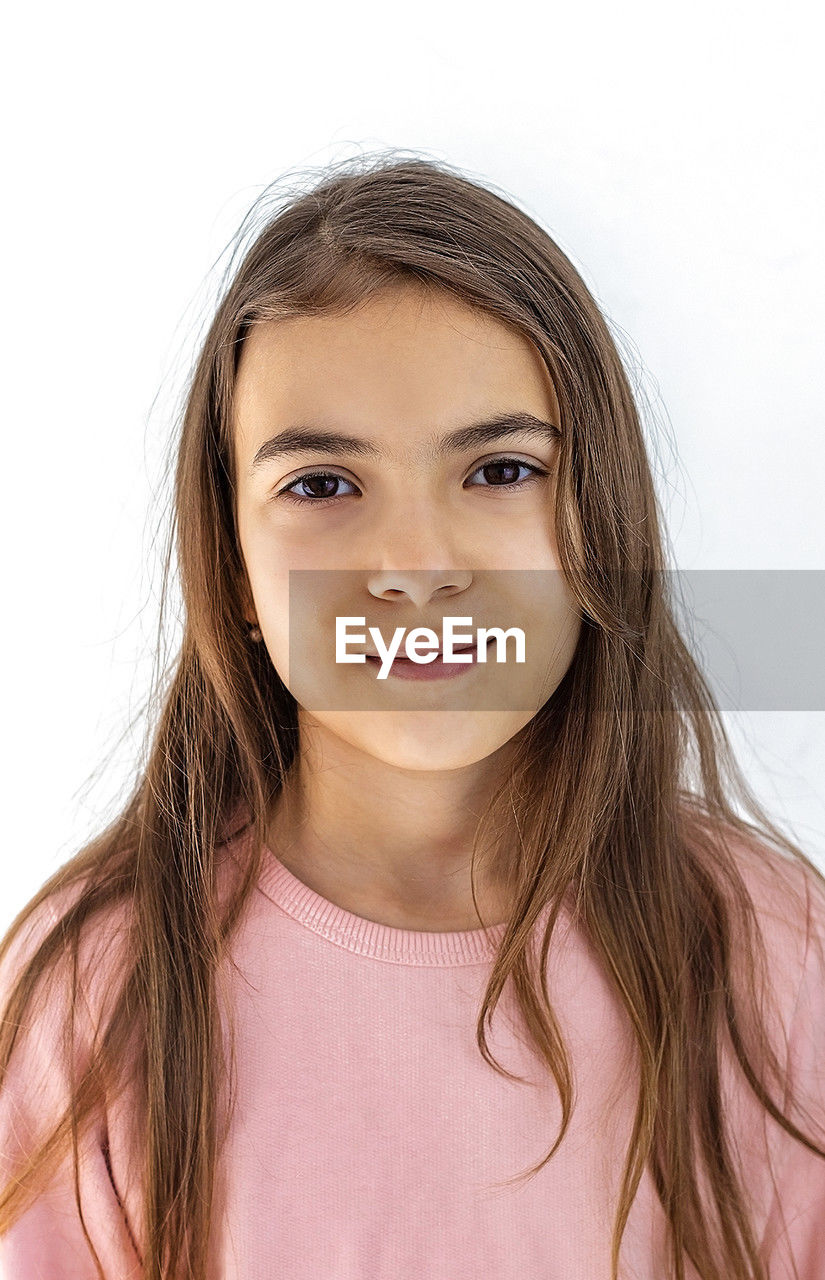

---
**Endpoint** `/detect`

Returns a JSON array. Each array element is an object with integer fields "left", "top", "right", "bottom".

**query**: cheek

[
  {"left": 242, "top": 510, "right": 294, "bottom": 568},
  {"left": 240, "top": 510, "right": 324, "bottom": 614},
  {"left": 494, "top": 487, "right": 563, "bottom": 570}
]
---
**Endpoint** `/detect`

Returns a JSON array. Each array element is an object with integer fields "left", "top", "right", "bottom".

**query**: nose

[
  {"left": 362, "top": 492, "right": 479, "bottom": 606},
  {"left": 366, "top": 567, "right": 473, "bottom": 610}
]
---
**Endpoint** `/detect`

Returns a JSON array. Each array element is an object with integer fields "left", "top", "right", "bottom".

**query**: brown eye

[
  {"left": 276, "top": 471, "right": 358, "bottom": 507},
  {"left": 466, "top": 458, "right": 548, "bottom": 490}
]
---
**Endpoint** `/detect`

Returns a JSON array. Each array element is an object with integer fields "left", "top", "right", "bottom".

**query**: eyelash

[{"left": 274, "top": 457, "right": 550, "bottom": 508}]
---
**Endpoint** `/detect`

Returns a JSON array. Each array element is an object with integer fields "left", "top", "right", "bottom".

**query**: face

[{"left": 232, "top": 283, "right": 582, "bottom": 772}]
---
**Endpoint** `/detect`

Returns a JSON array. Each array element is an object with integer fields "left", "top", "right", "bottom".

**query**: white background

[{"left": 2, "top": 0, "right": 823, "bottom": 930}]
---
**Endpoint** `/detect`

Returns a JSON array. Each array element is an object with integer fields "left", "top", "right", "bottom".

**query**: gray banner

[{"left": 283, "top": 569, "right": 825, "bottom": 712}]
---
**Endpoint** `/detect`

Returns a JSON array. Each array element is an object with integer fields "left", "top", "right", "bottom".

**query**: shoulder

[
  {"left": 726, "top": 826, "right": 825, "bottom": 966},
  {"left": 714, "top": 826, "right": 825, "bottom": 1114},
  {"left": 1, "top": 826, "right": 243, "bottom": 1041},
  {"left": 0, "top": 874, "right": 135, "bottom": 1064},
  {"left": 715, "top": 832, "right": 825, "bottom": 1261},
  {"left": 694, "top": 820, "right": 825, "bottom": 963}
]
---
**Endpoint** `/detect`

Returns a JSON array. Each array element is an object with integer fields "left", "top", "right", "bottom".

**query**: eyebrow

[{"left": 248, "top": 412, "right": 561, "bottom": 476}]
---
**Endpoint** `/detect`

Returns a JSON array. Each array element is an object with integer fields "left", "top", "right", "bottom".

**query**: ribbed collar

[{"left": 255, "top": 844, "right": 513, "bottom": 967}]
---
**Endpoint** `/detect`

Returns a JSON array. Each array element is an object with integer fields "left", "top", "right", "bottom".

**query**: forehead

[{"left": 233, "top": 285, "right": 560, "bottom": 460}]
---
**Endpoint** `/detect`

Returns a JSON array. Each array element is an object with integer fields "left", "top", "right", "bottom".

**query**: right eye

[{"left": 276, "top": 471, "right": 358, "bottom": 507}]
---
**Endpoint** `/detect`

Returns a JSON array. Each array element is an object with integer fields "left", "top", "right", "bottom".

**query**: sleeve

[
  {"left": 759, "top": 865, "right": 825, "bottom": 1278},
  {"left": 0, "top": 895, "right": 143, "bottom": 1280}
]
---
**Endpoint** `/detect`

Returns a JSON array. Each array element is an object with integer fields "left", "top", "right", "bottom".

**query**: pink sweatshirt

[{"left": 1, "top": 827, "right": 824, "bottom": 1279}]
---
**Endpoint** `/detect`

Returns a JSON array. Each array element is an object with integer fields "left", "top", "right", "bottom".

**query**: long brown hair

[{"left": 2, "top": 150, "right": 824, "bottom": 1280}]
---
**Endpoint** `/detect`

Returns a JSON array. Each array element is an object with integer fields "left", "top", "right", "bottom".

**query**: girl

[{"left": 1, "top": 153, "right": 824, "bottom": 1280}]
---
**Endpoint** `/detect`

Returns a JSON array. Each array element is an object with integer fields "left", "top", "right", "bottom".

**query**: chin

[{"left": 336, "top": 711, "right": 532, "bottom": 773}]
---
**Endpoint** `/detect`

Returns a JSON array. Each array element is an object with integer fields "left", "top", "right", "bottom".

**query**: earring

[{"left": 247, "top": 621, "right": 263, "bottom": 642}]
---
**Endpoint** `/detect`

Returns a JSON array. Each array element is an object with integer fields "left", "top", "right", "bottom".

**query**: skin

[{"left": 232, "top": 283, "right": 582, "bottom": 931}]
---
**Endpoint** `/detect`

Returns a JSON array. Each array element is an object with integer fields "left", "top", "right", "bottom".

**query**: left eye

[{"left": 275, "top": 457, "right": 549, "bottom": 508}]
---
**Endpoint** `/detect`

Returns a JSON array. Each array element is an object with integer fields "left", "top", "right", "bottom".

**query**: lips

[{"left": 365, "top": 640, "right": 488, "bottom": 661}]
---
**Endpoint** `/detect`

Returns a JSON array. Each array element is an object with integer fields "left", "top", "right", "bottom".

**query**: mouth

[{"left": 365, "top": 638, "right": 492, "bottom": 663}]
